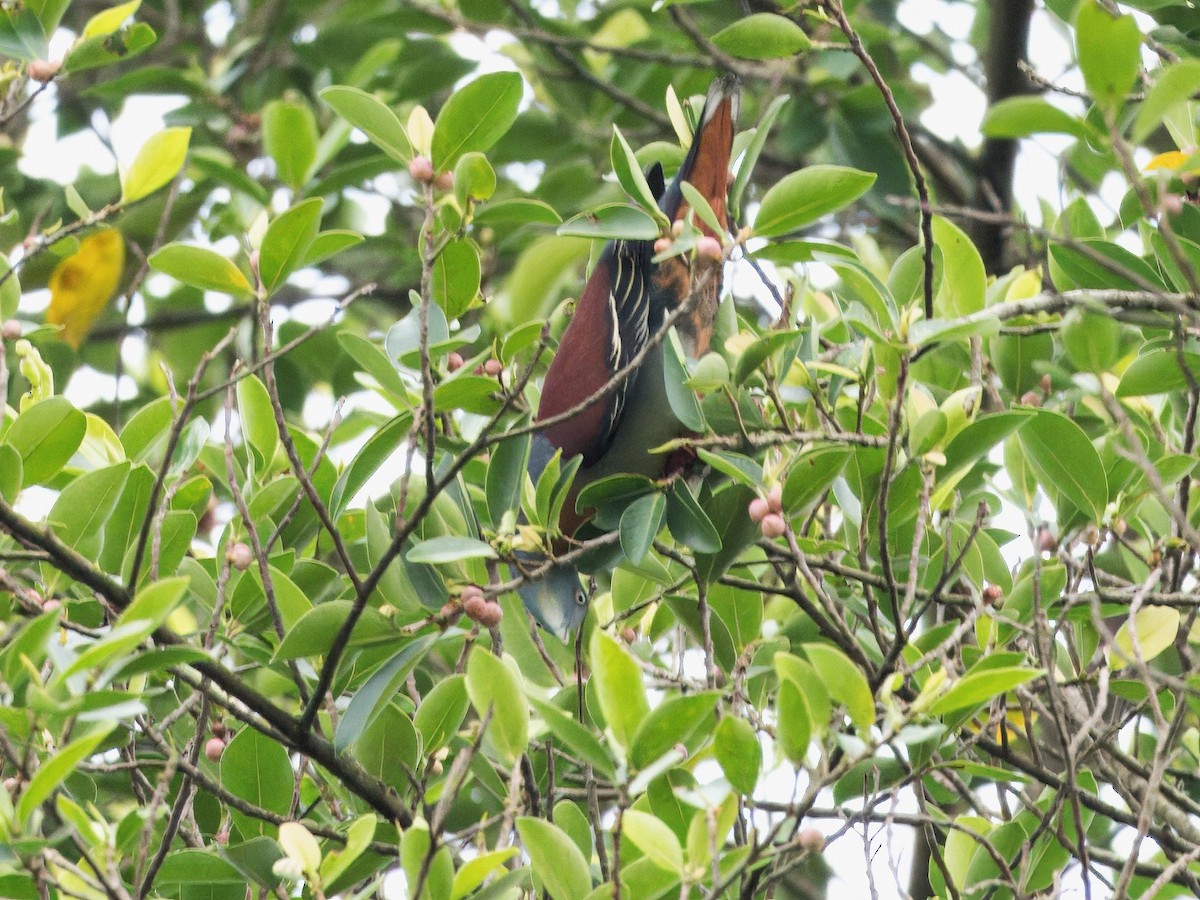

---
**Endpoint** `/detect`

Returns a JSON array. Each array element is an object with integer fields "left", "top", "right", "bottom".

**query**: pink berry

[
  {"left": 760, "top": 513, "right": 786, "bottom": 539},
  {"left": 654, "top": 237, "right": 673, "bottom": 255},
  {"left": 1, "top": 320, "right": 20, "bottom": 341},
  {"left": 447, "top": 352, "right": 464, "bottom": 372},
  {"left": 767, "top": 484, "right": 783, "bottom": 514},
  {"left": 475, "top": 601, "right": 503, "bottom": 629},
  {"left": 2, "top": 777, "right": 18, "bottom": 792},
  {"left": 696, "top": 235, "right": 723, "bottom": 261},
  {"left": 41, "top": 599, "right": 61, "bottom": 613},
  {"left": 748, "top": 497, "right": 770, "bottom": 523},
  {"left": 434, "top": 170, "right": 454, "bottom": 192},
  {"left": 1018, "top": 391, "right": 1041, "bottom": 407},
  {"left": 982, "top": 584, "right": 1003, "bottom": 606},
  {"left": 214, "top": 830, "right": 229, "bottom": 845},
  {"left": 484, "top": 359, "right": 503, "bottom": 377},
  {"left": 409, "top": 156, "right": 435, "bottom": 183},
  {"left": 227, "top": 542, "right": 253, "bottom": 571},
  {"left": 27, "top": 59, "right": 60, "bottom": 83},
  {"left": 463, "top": 593, "right": 490, "bottom": 623},
  {"left": 204, "top": 738, "right": 225, "bottom": 762}
]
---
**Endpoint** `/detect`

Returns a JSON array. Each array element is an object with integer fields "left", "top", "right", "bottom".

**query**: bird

[{"left": 514, "top": 75, "right": 740, "bottom": 640}]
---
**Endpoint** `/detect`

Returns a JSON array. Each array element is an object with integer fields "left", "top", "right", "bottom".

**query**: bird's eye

[{"left": 575, "top": 589, "right": 587, "bottom": 606}]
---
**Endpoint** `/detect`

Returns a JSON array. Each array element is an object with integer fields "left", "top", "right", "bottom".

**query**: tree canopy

[{"left": 3, "top": 0, "right": 1200, "bottom": 898}]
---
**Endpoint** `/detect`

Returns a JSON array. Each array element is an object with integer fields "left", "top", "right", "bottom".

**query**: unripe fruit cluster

[
  {"left": 205, "top": 722, "right": 231, "bottom": 761},
  {"left": 748, "top": 485, "right": 786, "bottom": 538},
  {"left": 461, "top": 584, "right": 502, "bottom": 628}
]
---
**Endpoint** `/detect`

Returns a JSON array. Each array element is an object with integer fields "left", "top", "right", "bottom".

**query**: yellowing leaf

[
  {"left": 121, "top": 127, "right": 191, "bottom": 204},
  {"left": 46, "top": 229, "right": 125, "bottom": 348},
  {"left": 1145, "top": 150, "right": 1200, "bottom": 175},
  {"left": 82, "top": 0, "right": 140, "bottom": 38},
  {"left": 1110, "top": 606, "right": 1180, "bottom": 669}
]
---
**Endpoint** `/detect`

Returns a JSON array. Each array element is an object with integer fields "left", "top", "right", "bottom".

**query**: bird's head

[{"left": 514, "top": 555, "right": 589, "bottom": 642}]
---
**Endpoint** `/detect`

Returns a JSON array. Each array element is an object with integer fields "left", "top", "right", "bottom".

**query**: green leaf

[
  {"left": 407, "top": 536, "right": 497, "bottom": 564},
  {"left": 1061, "top": 309, "right": 1121, "bottom": 373},
  {"left": 319, "top": 86, "right": 411, "bottom": 163},
  {"left": 220, "top": 728, "right": 292, "bottom": 837},
  {"left": 753, "top": 165, "right": 877, "bottom": 237},
  {"left": 610, "top": 126, "right": 668, "bottom": 224},
  {"left": 730, "top": 94, "right": 789, "bottom": 223},
  {"left": 329, "top": 412, "right": 413, "bottom": 518},
  {"left": 0, "top": 8, "right": 48, "bottom": 61},
  {"left": 1, "top": 261, "right": 19, "bottom": 321},
  {"left": 928, "top": 666, "right": 1042, "bottom": 715},
  {"left": 262, "top": 99, "right": 317, "bottom": 189},
  {"left": 1075, "top": 1, "right": 1141, "bottom": 112},
  {"left": 1110, "top": 606, "right": 1180, "bottom": 669},
  {"left": 473, "top": 198, "right": 562, "bottom": 227},
  {"left": 274, "top": 601, "right": 393, "bottom": 661},
  {"left": 1134, "top": 60, "right": 1200, "bottom": 143},
  {"left": 678, "top": 181, "right": 724, "bottom": 236},
  {"left": 121, "top": 126, "right": 191, "bottom": 203},
  {"left": 665, "top": 481, "right": 721, "bottom": 553},
  {"left": 1015, "top": 409, "right": 1108, "bottom": 521},
  {"left": 803, "top": 643, "right": 875, "bottom": 731},
  {"left": 980, "top": 96, "right": 1087, "bottom": 138},
  {"left": 619, "top": 491, "right": 665, "bottom": 564},
  {"left": 414, "top": 675, "right": 470, "bottom": 753},
  {"left": 19, "top": 724, "right": 115, "bottom": 823},
  {"left": 48, "top": 461, "right": 129, "bottom": 555},
  {"left": 557, "top": 204, "right": 661, "bottom": 240},
  {"left": 782, "top": 445, "right": 851, "bottom": 513},
  {"left": 516, "top": 817, "right": 592, "bottom": 900},
  {"left": 148, "top": 243, "right": 254, "bottom": 297},
  {"left": 486, "top": 433, "right": 530, "bottom": 528},
  {"left": 320, "top": 814, "right": 378, "bottom": 887},
  {"left": 431, "top": 238, "right": 481, "bottom": 320},
  {"left": 713, "top": 715, "right": 760, "bottom": 793},
  {"left": 1117, "top": 348, "right": 1200, "bottom": 397},
  {"left": 301, "top": 229, "right": 364, "bottom": 267},
  {"left": 236, "top": 373, "right": 278, "bottom": 475},
  {"left": 5, "top": 397, "right": 86, "bottom": 487},
  {"left": 622, "top": 809, "right": 684, "bottom": 874},
  {"left": 712, "top": 13, "right": 809, "bottom": 60},
  {"left": 589, "top": 629, "right": 649, "bottom": 750},
  {"left": 775, "top": 678, "right": 810, "bottom": 762},
  {"left": 664, "top": 330, "right": 705, "bottom": 430},
  {"left": 431, "top": 71, "right": 522, "bottom": 170},
  {"left": 454, "top": 151, "right": 497, "bottom": 208},
  {"left": 259, "top": 197, "right": 322, "bottom": 292},
  {"left": 933, "top": 216, "right": 985, "bottom": 316},
  {"left": 630, "top": 691, "right": 720, "bottom": 769},
  {"left": 335, "top": 634, "right": 438, "bottom": 751},
  {"left": 0, "top": 445, "right": 21, "bottom": 503},
  {"left": 530, "top": 698, "right": 616, "bottom": 780},
  {"left": 466, "top": 647, "right": 528, "bottom": 764}
]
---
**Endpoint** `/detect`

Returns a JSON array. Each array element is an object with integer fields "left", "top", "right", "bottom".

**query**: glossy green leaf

[
  {"left": 981, "top": 96, "right": 1087, "bottom": 138},
  {"left": 630, "top": 690, "right": 720, "bottom": 769},
  {"left": 262, "top": 99, "right": 317, "bottom": 189},
  {"left": 1075, "top": 1, "right": 1141, "bottom": 112},
  {"left": 220, "top": 728, "right": 292, "bottom": 837},
  {"left": 933, "top": 216, "right": 985, "bottom": 316},
  {"left": 665, "top": 481, "right": 721, "bottom": 553},
  {"left": 611, "top": 125, "right": 667, "bottom": 223},
  {"left": 319, "top": 86, "right": 412, "bottom": 163},
  {"left": 47, "top": 461, "right": 129, "bottom": 554},
  {"left": 1134, "top": 60, "right": 1200, "bottom": 143},
  {"left": 753, "top": 165, "right": 876, "bottom": 237},
  {"left": 431, "top": 71, "right": 522, "bottom": 170},
  {"left": 622, "top": 809, "right": 684, "bottom": 874},
  {"left": 273, "top": 601, "right": 393, "bottom": 661},
  {"left": 5, "top": 397, "right": 86, "bottom": 486},
  {"left": 259, "top": 197, "right": 322, "bottom": 292},
  {"left": 1116, "top": 348, "right": 1200, "bottom": 397},
  {"left": 466, "top": 647, "right": 528, "bottom": 764},
  {"left": 18, "top": 724, "right": 115, "bottom": 822},
  {"left": 558, "top": 204, "right": 661, "bottom": 240},
  {"left": 335, "top": 634, "right": 438, "bottom": 751},
  {"left": 148, "top": 243, "right": 254, "bottom": 297},
  {"left": 589, "top": 629, "right": 649, "bottom": 750},
  {"left": 928, "top": 666, "right": 1042, "bottom": 715},
  {"left": 236, "top": 373, "right": 278, "bottom": 475},
  {"left": 803, "top": 642, "right": 874, "bottom": 731},
  {"left": 407, "top": 536, "right": 497, "bottom": 564},
  {"left": 431, "top": 238, "right": 481, "bottom": 320},
  {"left": 713, "top": 715, "right": 761, "bottom": 793},
  {"left": 516, "top": 817, "right": 592, "bottom": 900},
  {"left": 619, "top": 491, "right": 665, "bottom": 564},
  {"left": 1015, "top": 410, "right": 1107, "bottom": 521},
  {"left": 414, "top": 674, "right": 470, "bottom": 753},
  {"left": 712, "top": 13, "right": 809, "bottom": 60}
]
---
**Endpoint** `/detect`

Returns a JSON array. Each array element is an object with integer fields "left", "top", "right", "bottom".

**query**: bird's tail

[{"left": 660, "top": 74, "right": 741, "bottom": 232}]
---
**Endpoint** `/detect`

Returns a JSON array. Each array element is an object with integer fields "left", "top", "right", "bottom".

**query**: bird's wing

[{"left": 537, "top": 238, "right": 654, "bottom": 467}]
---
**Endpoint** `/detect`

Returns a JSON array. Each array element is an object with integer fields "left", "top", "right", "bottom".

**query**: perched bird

[{"left": 515, "top": 75, "right": 740, "bottom": 640}]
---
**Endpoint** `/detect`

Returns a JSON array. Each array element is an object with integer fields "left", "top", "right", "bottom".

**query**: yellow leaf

[
  {"left": 1110, "top": 605, "right": 1180, "bottom": 669},
  {"left": 1145, "top": 149, "right": 1200, "bottom": 175},
  {"left": 46, "top": 229, "right": 125, "bottom": 348},
  {"left": 82, "top": 0, "right": 141, "bottom": 38}
]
